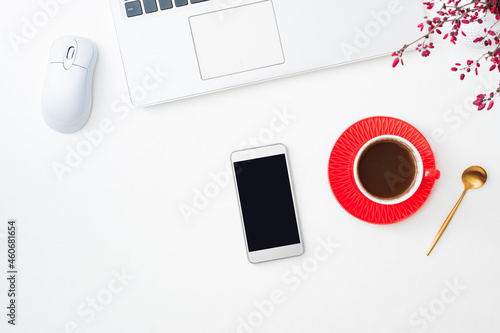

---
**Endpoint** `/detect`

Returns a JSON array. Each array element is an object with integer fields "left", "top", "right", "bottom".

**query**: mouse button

[
  {"left": 73, "top": 38, "right": 96, "bottom": 69},
  {"left": 63, "top": 40, "right": 78, "bottom": 70},
  {"left": 48, "top": 36, "right": 75, "bottom": 63}
]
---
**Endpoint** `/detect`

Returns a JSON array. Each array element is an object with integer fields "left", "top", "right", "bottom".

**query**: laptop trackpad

[{"left": 189, "top": 1, "right": 285, "bottom": 80}]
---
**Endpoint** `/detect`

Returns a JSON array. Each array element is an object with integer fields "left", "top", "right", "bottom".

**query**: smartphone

[{"left": 231, "top": 144, "right": 304, "bottom": 263}]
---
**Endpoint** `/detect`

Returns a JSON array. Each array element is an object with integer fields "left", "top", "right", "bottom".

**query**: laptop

[{"left": 109, "top": 0, "right": 423, "bottom": 106}]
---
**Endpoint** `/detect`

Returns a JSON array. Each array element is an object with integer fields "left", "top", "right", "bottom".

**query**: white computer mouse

[{"left": 41, "top": 36, "right": 97, "bottom": 133}]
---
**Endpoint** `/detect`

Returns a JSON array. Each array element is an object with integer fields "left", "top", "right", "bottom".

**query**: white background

[{"left": 1, "top": 1, "right": 500, "bottom": 332}]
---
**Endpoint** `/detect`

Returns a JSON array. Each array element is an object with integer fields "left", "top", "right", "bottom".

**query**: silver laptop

[{"left": 109, "top": 0, "right": 422, "bottom": 106}]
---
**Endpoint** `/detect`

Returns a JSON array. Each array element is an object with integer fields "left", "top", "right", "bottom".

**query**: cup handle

[{"left": 424, "top": 168, "right": 440, "bottom": 179}]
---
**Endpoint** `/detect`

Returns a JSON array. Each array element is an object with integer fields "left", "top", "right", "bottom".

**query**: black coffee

[{"left": 357, "top": 140, "right": 416, "bottom": 199}]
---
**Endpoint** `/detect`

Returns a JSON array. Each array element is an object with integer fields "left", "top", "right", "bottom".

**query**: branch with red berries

[{"left": 393, "top": 0, "right": 500, "bottom": 110}]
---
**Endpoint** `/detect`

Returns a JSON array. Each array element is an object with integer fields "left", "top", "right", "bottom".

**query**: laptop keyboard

[{"left": 124, "top": 0, "right": 209, "bottom": 17}]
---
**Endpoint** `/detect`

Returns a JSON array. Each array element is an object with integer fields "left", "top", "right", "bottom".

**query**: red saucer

[{"left": 328, "top": 117, "right": 438, "bottom": 224}]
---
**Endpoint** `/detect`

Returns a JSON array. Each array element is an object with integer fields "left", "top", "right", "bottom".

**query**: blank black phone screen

[{"left": 234, "top": 154, "right": 300, "bottom": 252}]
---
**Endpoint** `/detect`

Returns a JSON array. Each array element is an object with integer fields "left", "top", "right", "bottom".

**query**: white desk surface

[{"left": 2, "top": 1, "right": 500, "bottom": 332}]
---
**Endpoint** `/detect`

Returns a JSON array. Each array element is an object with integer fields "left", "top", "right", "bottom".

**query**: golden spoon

[{"left": 427, "top": 166, "right": 487, "bottom": 256}]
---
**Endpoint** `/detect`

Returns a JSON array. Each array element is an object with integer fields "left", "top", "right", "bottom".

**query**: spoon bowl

[{"left": 462, "top": 166, "right": 487, "bottom": 190}]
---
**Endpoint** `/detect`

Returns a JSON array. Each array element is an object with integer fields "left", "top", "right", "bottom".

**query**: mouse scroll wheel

[{"left": 66, "top": 46, "right": 75, "bottom": 60}]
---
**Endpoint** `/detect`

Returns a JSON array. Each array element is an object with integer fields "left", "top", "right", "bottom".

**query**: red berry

[{"left": 392, "top": 57, "right": 400, "bottom": 68}]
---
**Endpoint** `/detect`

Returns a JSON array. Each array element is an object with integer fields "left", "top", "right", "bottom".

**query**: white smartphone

[{"left": 231, "top": 144, "right": 304, "bottom": 263}]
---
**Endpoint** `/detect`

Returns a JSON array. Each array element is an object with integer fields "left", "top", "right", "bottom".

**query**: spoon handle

[{"left": 427, "top": 189, "right": 467, "bottom": 256}]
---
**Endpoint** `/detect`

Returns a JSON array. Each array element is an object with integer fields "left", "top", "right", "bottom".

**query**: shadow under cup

[{"left": 353, "top": 135, "right": 423, "bottom": 205}]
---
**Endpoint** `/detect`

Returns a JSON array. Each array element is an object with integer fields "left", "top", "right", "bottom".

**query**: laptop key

[
  {"left": 143, "top": 0, "right": 158, "bottom": 13},
  {"left": 159, "top": 0, "right": 173, "bottom": 10},
  {"left": 174, "top": 0, "right": 188, "bottom": 7},
  {"left": 191, "top": 0, "right": 208, "bottom": 3},
  {"left": 125, "top": 1, "right": 142, "bottom": 17}
]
